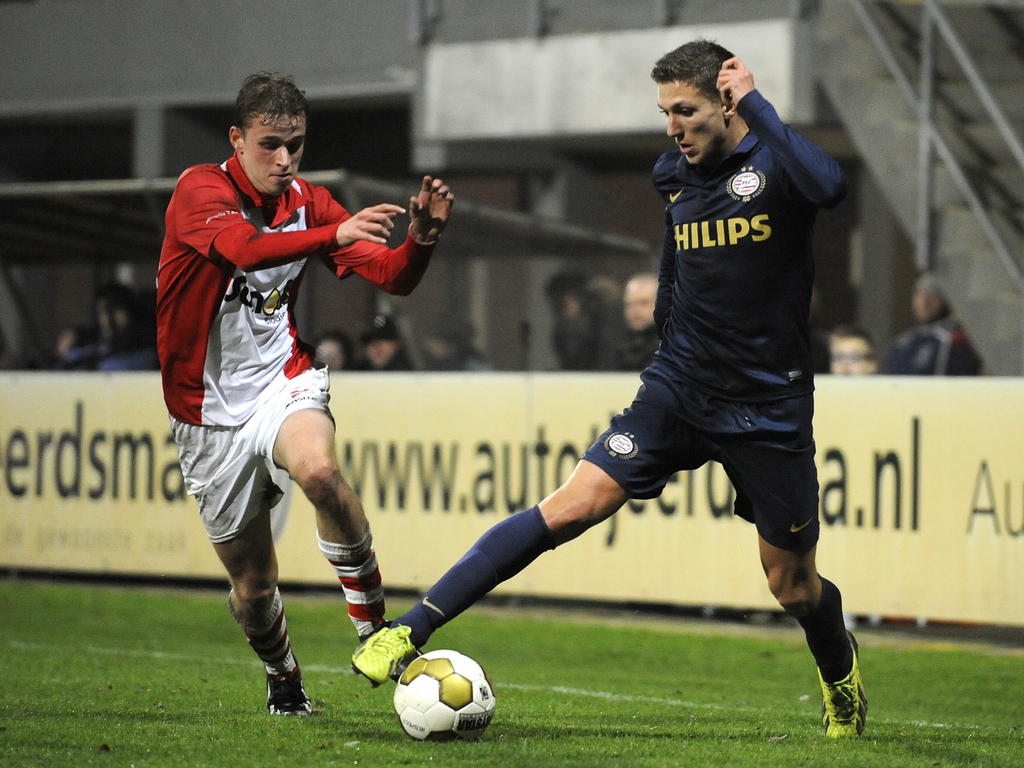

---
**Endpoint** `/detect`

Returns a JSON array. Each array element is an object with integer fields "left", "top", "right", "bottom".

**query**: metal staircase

[{"left": 817, "top": 0, "right": 1024, "bottom": 374}]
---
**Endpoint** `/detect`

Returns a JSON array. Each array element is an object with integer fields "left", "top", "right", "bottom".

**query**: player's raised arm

[
  {"left": 329, "top": 176, "right": 455, "bottom": 295},
  {"left": 725, "top": 59, "right": 845, "bottom": 207}
]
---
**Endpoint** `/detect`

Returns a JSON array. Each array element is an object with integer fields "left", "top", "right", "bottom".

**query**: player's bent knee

[
  {"left": 292, "top": 457, "right": 337, "bottom": 486},
  {"left": 230, "top": 582, "right": 277, "bottom": 615},
  {"left": 294, "top": 461, "right": 342, "bottom": 503},
  {"left": 765, "top": 572, "right": 817, "bottom": 616},
  {"left": 763, "top": 567, "right": 789, "bottom": 601},
  {"left": 780, "top": 599, "right": 816, "bottom": 618},
  {"left": 763, "top": 556, "right": 815, "bottom": 600},
  {"left": 542, "top": 501, "right": 613, "bottom": 544}
]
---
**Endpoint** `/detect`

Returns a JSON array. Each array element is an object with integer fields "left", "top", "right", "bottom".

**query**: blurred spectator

[
  {"left": 545, "top": 270, "right": 617, "bottom": 370},
  {"left": 313, "top": 329, "right": 355, "bottom": 371},
  {"left": 55, "top": 282, "right": 157, "bottom": 370},
  {"left": 356, "top": 313, "right": 413, "bottom": 371},
  {"left": 609, "top": 272, "right": 660, "bottom": 371},
  {"left": 55, "top": 324, "right": 99, "bottom": 368},
  {"left": 421, "top": 324, "right": 489, "bottom": 371},
  {"left": 886, "top": 273, "right": 982, "bottom": 375},
  {"left": 829, "top": 325, "right": 878, "bottom": 375}
]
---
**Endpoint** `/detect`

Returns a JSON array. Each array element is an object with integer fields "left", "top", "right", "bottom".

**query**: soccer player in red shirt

[{"left": 157, "top": 72, "right": 454, "bottom": 715}]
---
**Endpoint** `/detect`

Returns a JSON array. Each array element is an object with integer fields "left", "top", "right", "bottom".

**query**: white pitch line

[
  {"left": 3, "top": 638, "right": 989, "bottom": 732},
  {"left": 499, "top": 683, "right": 982, "bottom": 731}
]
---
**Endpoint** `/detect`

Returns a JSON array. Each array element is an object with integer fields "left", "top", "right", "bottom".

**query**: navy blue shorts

[{"left": 582, "top": 382, "right": 819, "bottom": 553}]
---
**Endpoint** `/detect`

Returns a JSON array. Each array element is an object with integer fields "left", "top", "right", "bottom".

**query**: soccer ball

[{"left": 393, "top": 649, "right": 496, "bottom": 741}]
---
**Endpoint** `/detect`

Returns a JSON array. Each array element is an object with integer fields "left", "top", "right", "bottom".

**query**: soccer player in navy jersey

[{"left": 353, "top": 40, "right": 866, "bottom": 737}]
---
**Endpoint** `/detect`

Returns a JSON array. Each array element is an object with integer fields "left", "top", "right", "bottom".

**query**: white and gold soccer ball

[{"left": 393, "top": 649, "right": 496, "bottom": 741}]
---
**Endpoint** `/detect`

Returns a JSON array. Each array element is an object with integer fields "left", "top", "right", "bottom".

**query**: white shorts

[{"left": 170, "top": 365, "right": 332, "bottom": 543}]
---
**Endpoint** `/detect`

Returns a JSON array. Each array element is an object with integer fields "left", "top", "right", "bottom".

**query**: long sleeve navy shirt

[{"left": 648, "top": 89, "right": 846, "bottom": 404}]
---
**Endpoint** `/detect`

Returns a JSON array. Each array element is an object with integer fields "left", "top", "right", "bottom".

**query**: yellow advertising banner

[{"left": 1, "top": 372, "right": 1021, "bottom": 626}]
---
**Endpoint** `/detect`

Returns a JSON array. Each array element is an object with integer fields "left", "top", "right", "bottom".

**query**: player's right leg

[
  {"left": 214, "top": 511, "right": 312, "bottom": 716},
  {"left": 352, "top": 392, "right": 700, "bottom": 686},
  {"left": 170, "top": 416, "right": 310, "bottom": 715},
  {"left": 351, "top": 460, "right": 628, "bottom": 685}
]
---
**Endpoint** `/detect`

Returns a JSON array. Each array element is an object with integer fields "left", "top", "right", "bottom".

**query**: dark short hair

[
  {"left": 650, "top": 39, "right": 734, "bottom": 101},
  {"left": 233, "top": 72, "right": 308, "bottom": 130}
]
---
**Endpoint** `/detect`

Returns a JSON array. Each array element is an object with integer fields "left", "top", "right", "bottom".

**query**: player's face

[
  {"left": 658, "top": 80, "right": 732, "bottom": 168},
  {"left": 229, "top": 113, "right": 307, "bottom": 198}
]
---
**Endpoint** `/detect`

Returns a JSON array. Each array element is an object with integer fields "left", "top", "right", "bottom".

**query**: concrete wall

[
  {"left": 0, "top": 0, "right": 864, "bottom": 374},
  {"left": 0, "top": 0, "right": 419, "bottom": 116},
  {"left": 0, "top": 0, "right": 800, "bottom": 121}
]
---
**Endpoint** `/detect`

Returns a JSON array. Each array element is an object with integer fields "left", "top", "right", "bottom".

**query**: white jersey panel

[{"left": 200, "top": 188, "right": 311, "bottom": 425}]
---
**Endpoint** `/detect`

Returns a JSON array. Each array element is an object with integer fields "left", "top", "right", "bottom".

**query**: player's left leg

[
  {"left": 273, "top": 406, "right": 385, "bottom": 640},
  {"left": 721, "top": 395, "right": 865, "bottom": 737},
  {"left": 758, "top": 540, "right": 866, "bottom": 737}
]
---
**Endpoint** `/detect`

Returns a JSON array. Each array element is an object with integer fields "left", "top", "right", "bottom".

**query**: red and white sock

[
  {"left": 229, "top": 587, "right": 297, "bottom": 675},
  {"left": 318, "top": 530, "right": 386, "bottom": 639}
]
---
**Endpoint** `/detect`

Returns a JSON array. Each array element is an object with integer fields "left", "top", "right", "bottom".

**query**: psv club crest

[
  {"left": 604, "top": 432, "right": 639, "bottom": 460},
  {"left": 727, "top": 165, "right": 766, "bottom": 202}
]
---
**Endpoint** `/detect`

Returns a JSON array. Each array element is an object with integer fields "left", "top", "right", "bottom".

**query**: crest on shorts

[
  {"left": 727, "top": 165, "right": 766, "bottom": 202},
  {"left": 604, "top": 432, "right": 639, "bottom": 459}
]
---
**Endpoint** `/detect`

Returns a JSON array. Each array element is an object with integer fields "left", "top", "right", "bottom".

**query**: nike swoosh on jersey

[
  {"left": 790, "top": 518, "right": 813, "bottom": 533},
  {"left": 668, "top": 189, "right": 683, "bottom": 202}
]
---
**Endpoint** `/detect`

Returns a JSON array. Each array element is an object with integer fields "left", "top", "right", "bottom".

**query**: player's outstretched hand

[
  {"left": 409, "top": 176, "right": 454, "bottom": 245},
  {"left": 717, "top": 56, "right": 756, "bottom": 112},
  {"left": 336, "top": 203, "right": 406, "bottom": 247}
]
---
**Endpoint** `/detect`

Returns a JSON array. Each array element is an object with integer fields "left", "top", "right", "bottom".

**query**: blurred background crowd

[{"left": 32, "top": 266, "right": 981, "bottom": 377}]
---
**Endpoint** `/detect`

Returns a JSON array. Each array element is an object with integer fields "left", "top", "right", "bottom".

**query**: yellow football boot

[
  {"left": 351, "top": 625, "right": 419, "bottom": 686},
  {"left": 818, "top": 631, "right": 867, "bottom": 737}
]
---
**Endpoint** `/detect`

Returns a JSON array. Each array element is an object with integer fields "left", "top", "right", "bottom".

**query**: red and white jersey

[{"left": 157, "top": 154, "right": 434, "bottom": 426}]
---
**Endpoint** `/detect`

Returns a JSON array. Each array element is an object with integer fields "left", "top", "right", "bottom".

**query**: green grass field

[{"left": 1, "top": 579, "right": 1021, "bottom": 767}]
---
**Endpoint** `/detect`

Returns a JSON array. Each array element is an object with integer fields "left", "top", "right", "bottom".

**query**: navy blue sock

[
  {"left": 798, "top": 577, "right": 853, "bottom": 683},
  {"left": 396, "top": 506, "right": 555, "bottom": 647}
]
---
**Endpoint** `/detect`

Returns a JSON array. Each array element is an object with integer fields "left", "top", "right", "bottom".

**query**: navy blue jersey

[{"left": 649, "top": 89, "right": 845, "bottom": 403}]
